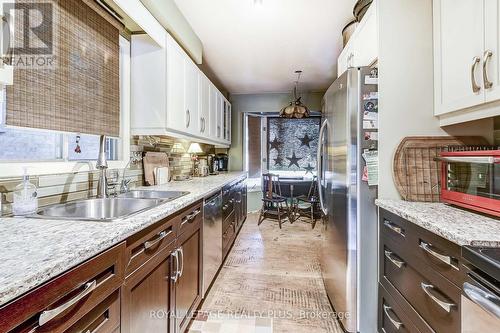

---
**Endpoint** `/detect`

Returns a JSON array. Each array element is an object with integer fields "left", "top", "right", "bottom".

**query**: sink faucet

[{"left": 96, "top": 135, "right": 108, "bottom": 198}]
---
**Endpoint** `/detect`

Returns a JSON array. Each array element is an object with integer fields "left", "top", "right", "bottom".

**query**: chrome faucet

[{"left": 96, "top": 135, "right": 108, "bottom": 198}]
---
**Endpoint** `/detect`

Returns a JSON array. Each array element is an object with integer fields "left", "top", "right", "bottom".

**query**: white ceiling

[{"left": 174, "top": 0, "right": 357, "bottom": 94}]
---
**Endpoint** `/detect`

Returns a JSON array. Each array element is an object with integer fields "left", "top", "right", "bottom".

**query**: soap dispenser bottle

[{"left": 12, "top": 168, "right": 38, "bottom": 216}]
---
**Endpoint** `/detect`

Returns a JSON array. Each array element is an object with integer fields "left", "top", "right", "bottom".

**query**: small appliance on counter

[
  {"left": 207, "top": 154, "right": 219, "bottom": 175},
  {"left": 438, "top": 149, "right": 499, "bottom": 217},
  {"left": 195, "top": 158, "right": 209, "bottom": 177},
  {"left": 215, "top": 153, "right": 229, "bottom": 172}
]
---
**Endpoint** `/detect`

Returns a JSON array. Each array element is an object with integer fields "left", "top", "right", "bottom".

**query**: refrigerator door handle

[{"left": 317, "top": 118, "right": 328, "bottom": 215}]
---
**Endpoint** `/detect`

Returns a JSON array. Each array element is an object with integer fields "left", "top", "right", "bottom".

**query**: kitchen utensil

[{"left": 154, "top": 167, "right": 170, "bottom": 185}]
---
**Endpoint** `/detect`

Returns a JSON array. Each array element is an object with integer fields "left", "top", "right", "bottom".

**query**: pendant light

[{"left": 280, "top": 70, "right": 310, "bottom": 119}]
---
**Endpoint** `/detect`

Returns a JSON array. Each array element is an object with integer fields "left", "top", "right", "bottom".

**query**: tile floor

[{"left": 189, "top": 213, "right": 343, "bottom": 333}]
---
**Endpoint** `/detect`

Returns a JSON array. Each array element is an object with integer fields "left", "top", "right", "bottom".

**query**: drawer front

[
  {"left": 178, "top": 201, "right": 203, "bottom": 237},
  {"left": 410, "top": 225, "right": 463, "bottom": 287},
  {"left": 1, "top": 243, "right": 126, "bottom": 333},
  {"left": 380, "top": 208, "right": 465, "bottom": 288},
  {"left": 382, "top": 242, "right": 460, "bottom": 333},
  {"left": 126, "top": 217, "right": 177, "bottom": 277},
  {"left": 379, "top": 283, "right": 419, "bottom": 333},
  {"left": 66, "top": 290, "right": 120, "bottom": 333},
  {"left": 380, "top": 209, "right": 409, "bottom": 246}
]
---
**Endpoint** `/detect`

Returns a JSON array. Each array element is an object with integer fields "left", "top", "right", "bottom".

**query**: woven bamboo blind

[{"left": 6, "top": 0, "right": 120, "bottom": 136}]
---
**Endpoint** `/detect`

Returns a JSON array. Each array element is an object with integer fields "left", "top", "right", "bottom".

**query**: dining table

[{"left": 278, "top": 177, "right": 313, "bottom": 201}]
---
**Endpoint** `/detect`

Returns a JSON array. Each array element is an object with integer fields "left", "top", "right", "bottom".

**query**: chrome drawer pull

[
  {"left": 383, "top": 219, "right": 405, "bottom": 237},
  {"left": 144, "top": 230, "right": 171, "bottom": 250},
  {"left": 384, "top": 250, "right": 406, "bottom": 269},
  {"left": 419, "top": 241, "right": 458, "bottom": 270},
  {"left": 420, "top": 282, "right": 456, "bottom": 312},
  {"left": 39, "top": 280, "right": 97, "bottom": 326},
  {"left": 182, "top": 209, "right": 201, "bottom": 224},
  {"left": 383, "top": 304, "right": 403, "bottom": 330},
  {"left": 171, "top": 250, "right": 179, "bottom": 282}
]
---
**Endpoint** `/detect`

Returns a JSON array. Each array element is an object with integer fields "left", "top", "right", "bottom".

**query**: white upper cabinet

[
  {"left": 434, "top": 0, "right": 500, "bottom": 125},
  {"left": 166, "top": 34, "right": 188, "bottom": 133},
  {"left": 217, "top": 93, "right": 224, "bottom": 141},
  {"left": 485, "top": 0, "right": 500, "bottom": 102},
  {"left": 337, "top": 1, "right": 378, "bottom": 77},
  {"left": 183, "top": 57, "right": 199, "bottom": 134},
  {"left": 199, "top": 74, "right": 210, "bottom": 137},
  {"left": 433, "top": 0, "right": 485, "bottom": 115},
  {"left": 209, "top": 84, "right": 218, "bottom": 139},
  {"left": 131, "top": 32, "right": 230, "bottom": 146}
]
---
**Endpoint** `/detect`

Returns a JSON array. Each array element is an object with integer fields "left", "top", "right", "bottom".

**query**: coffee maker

[
  {"left": 207, "top": 154, "right": 219, "bottom": 175},
  {"left": 215, "top": 153, "right": 229, "bottom": 172}
]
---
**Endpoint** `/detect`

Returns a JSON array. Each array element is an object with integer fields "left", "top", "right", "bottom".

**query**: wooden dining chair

[
  {"left": 258, "top": 173, "right": 292, "bottom": 229},
  {"left": 293, "top": 176, "right": 322, "bottom": 228}
]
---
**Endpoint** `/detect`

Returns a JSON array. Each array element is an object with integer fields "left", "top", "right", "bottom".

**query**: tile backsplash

[{"left": 0, "top": 135, "right": 219, "bottom": 216}]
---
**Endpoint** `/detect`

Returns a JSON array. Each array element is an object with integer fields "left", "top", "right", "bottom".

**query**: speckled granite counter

[
  {"left": 376, "top": 199, "right": 500, "bottom": 247},
  {"left": 0, "top": 172, "right": 246, "bottom": 307}
]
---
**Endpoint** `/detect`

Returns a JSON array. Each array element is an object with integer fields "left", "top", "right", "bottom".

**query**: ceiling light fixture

[
  {"left": 253, "top": 0, "right": 264, "bottom": 5},
  {"left": 280, "top": 70, "right": 310, "bottom": 119}
]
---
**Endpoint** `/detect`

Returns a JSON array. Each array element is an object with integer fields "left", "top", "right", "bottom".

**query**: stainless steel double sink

[{"left": 28, "top": 191, "right": 189, "bottom": 222}]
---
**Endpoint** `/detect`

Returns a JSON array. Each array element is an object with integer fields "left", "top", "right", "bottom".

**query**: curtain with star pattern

[{"left": 267, "top": 117, "right": 320, "bottom": 173}]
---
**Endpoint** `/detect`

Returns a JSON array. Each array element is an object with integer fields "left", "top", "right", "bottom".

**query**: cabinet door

[
  {"left": 175, "top": 228, "right": 202, "bottom": 333},
  {"left": 222, "top": 99, "right": 228, "bottom": 141},
  {"left": 226, "top": 102, "right": 231, "bottom": 144},
  {"left": 199, "top": 75, "right": 210, "bottom": 137},
  {"left": 433, "top": 0, "right": 485, "bottom": 115},
  {"left": 337, "top": 44, "right": 351, "bottom": 78},
  {"left": 351, "top": 6, "right": 377, "bottom": 68},
  {"left": 167, "top": 36, "right": 187, "bottom": 133},
  {"left": 217, "top": 93, "right": 224, "bottom": 140},
  {"left": 209, "top": 84, "right": 218, "bottom": 139},
  {"left": 121, "top": 249, "right": 175, "bottom": 333},
  {"left": 485, "top": 0, "right": 500, "bottom": 101},
  {"left": 184, "top": 59, "right": 199, "bottom": 134}
]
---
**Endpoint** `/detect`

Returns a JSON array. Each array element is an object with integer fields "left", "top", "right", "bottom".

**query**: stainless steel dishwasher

[{"left": 202, "top": 191, "right": 223, "bottom": 297}]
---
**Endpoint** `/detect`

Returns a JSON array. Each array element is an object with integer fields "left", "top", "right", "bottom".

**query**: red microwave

[{"left": 439, "top": 150, "right": 500, "bottom": 217}]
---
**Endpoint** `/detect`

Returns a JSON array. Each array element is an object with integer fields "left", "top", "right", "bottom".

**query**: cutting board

[
  {"left": 393, "top": 136, "right": 490, "bottom": 202},
  {"left": 143, "top": 152, "right": 169, "bottom": 186}
]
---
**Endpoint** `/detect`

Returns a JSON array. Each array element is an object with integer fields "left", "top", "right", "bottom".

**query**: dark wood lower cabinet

[
  {"left": 175, "top": 226, "right": 202, "bottom": 333},
  {"left": 2, "top": 199, "right": 206, "bottom": 333},
  {"left": 378, "top": 208, "right": 465, "bottom": 333},
  {"left": 121, "top": 243, "right": 175, "bottom": 333}
]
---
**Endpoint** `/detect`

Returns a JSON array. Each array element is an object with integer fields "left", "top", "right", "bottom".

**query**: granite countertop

[
  {"left": 0, "top": 171, "right": 247, "bottom": 307},
  {"left": 376, "top": 199, "right": 500, "bottom": 247}
]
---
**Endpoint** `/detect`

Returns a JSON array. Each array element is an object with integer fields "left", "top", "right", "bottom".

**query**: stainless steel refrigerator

[{"left": 317, "top": 67, "right": 378, "bottom": 333}]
